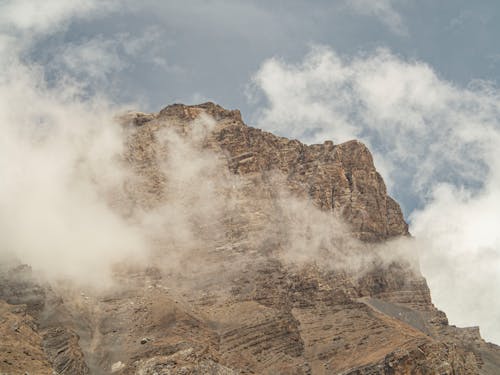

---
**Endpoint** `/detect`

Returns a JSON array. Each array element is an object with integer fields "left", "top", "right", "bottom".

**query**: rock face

[
  {"left": 152, "top": 102, "right": 408, "bottom": 242},
  {"left": 1, "top": 102, "right": 499, "bottom": 374}
]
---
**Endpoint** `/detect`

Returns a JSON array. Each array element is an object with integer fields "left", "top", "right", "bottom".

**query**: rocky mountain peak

[
  {"left": 1, "top": 103, "right": 499, "bottom": 374},
  {"left": 129, "top": 102, "right": 408, "bottom": 242},
  {"left": 158, "top": 102, "right": 243, "bottom": 122}
]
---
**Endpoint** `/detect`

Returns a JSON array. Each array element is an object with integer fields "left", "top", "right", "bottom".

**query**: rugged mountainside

[{"left": 1, "top": 102, "right": 500, "bottom": 374}]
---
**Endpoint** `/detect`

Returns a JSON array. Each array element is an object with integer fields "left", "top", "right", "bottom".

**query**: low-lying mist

[
  {"left": 0, "top": 81, "right": 419, "bottom": 292},
  {"left": 0, "top": 78, "right": 144, "bottom": 285}
]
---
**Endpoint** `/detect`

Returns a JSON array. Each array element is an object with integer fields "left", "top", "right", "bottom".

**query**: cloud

[
  {"left": 411, "top": 183, "right": 500, "bottom": 342},
  {"left": 0, "top": 60, "right": 147, "bottom": 285},
  {"left": 0, "top": 0, "right": 291, "bottom": 291},
  {"left": 251, "top": 46, "right": 496, "bottom": 201},
  {"left": 56, "top": 36, "right": 127, "bottom": 82},
  {"left": 0, "top": 0, "right": 145, "bottom": 286},
  {"left": 0, "top": 0, "right": 121, "bottom": 80},
  {"left": 0, "top": 0, "right": 116, "bottom": 35},
  {"left": 448, "top": 9, "right": 491, "bottom": 31},
  {"left": 346, "top": 0, "right": 407, "bottom": 36},
  {"left": 47, "top": 27, "right": 182, "bottom": 92},
  {"left": 0, "top": 32, "right": 218, "bottom": 287},
  {"left": 250, "top": 45, "right": 500, "bottom": 343}
]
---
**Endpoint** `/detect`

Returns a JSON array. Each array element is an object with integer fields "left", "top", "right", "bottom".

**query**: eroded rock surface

[{"left": 1, "top": 103, "right": 499, "bottom": 374}]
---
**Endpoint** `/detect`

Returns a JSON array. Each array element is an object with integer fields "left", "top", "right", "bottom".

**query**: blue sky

[
  {"left": 23, "top": 1, "right": 500, "bottom": 117},
  {"left": 18, "top": 1, "right": 500, "bottom": 212},
  {"left": 1, "top": 1, "right": 500, "bottom": 344}
]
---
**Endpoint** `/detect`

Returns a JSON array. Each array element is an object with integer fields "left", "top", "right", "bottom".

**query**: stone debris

[{"left": 111, "top": 361, "right": 125, "bottom": 373}]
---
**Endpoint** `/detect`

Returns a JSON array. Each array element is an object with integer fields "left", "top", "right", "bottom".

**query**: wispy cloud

[
  {"left": 346, "top": 0, "right": 407, "bottom": 36},
  {"left": 49, "top": 27, "right": 183, "bottom": 92},
  {"left": 0, "top": 0, "right": 116, "bottom": 34},
  {"left": 0, "top": 0, "right": 146, "bottom": 285}
]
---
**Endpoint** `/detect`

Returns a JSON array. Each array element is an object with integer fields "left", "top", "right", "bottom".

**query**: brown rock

[{"left": 1, "top": 102, "right": 499, "bottom": 374}]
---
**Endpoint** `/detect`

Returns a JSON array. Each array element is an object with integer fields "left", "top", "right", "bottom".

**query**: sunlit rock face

[{"left": 1, "top": 103, "right": 499, "bottom": 375}]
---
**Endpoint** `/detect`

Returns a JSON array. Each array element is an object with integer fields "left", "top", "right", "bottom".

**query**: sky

[{"left": 1, "top": 0, "right": 500, "bottom": 343}]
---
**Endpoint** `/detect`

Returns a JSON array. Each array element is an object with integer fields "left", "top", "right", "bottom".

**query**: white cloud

[
  {"left": 31, "top": 25, "right": 183, "bottom": 98},
  {"left": 0, "top": 0, "right": 194, "bottom": 289},
  {"left": 52, "top": 29, "right": 179, "bottom": 84},
  {"left": 56, "top": 37, "right": 127, "bottom": 82},
  {"left": 0, "top": 0, "right": 147, "bottom": 286},
  {"left": 251, "top": 46, "right": 497, "bottom": 197},
  {"left": 0, "top": 0, "right": 115, "bottom": 35},
  {"left": 0, "top": 58, "right": 147, "bottom": 285},
  {"left": 411, "top": 182, "right": 500, "bottom": 343},
  {"left": 0, "top": 0, "right": 121, "bottom": 74},
  {"left": 346, "top": 0, "right": 407, "bottom": 35},
  {"left": 251, "top": 46, "right": 500, "bottom": 343}
]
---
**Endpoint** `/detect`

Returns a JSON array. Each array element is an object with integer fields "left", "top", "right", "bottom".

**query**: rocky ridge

[{"left": 1, "top": 102, "right": 499, "bottom": 374}]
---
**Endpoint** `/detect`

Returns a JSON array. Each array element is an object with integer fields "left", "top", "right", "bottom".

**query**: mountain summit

[{"left": 1, "top": 103, "right": 499, "bottom": 374}]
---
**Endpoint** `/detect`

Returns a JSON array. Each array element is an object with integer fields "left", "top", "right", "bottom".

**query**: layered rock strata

[{"left": 1, "top": 103, "right": 498, "bottom": 375}]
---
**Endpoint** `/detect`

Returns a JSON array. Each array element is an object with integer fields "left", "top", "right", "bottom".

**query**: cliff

[{"left": 1, "top": 103, "right": 499, "bottom": 374}]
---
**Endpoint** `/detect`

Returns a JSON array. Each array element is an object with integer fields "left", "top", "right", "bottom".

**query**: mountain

[{"left": 1, "top": 102, "right": 499, "bottom": 374}]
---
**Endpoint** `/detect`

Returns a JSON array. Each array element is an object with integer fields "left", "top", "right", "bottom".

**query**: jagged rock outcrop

[
  {"left": 1, "top": 102, "right": 499, "bottom": 374},
  {"left": 144, "top": 102, "right": 408, "bottom": 242},
  {"left": 0, "top": 300, "right": 53, "bottom": 375}
]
